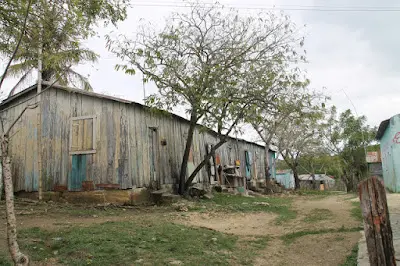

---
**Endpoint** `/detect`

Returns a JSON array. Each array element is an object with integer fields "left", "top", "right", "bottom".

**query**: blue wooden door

[
  {"left": 245, "top": 151, "right": 252, "bottom": 180},
  {"left": 69, "top": 155, "right": 87, "bottom": 191}
]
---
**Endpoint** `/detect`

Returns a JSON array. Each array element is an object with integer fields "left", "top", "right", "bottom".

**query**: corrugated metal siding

[
  {"left": 0, "top": 90, "right": 40, "bottom": 192},
  {"left": 2, "top": 87, "right": 270, "bottom": 191}
]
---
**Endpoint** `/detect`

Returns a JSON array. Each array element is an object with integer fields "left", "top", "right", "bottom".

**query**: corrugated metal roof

[
  {"left": 0, "top": 82, "right": 276, "bottom": 151},
  {"left": 376, "top": 118, "right": 390, "bottom": 140},
  {"left": 299, "top": 174, "right": 334, "bottom": 181}
]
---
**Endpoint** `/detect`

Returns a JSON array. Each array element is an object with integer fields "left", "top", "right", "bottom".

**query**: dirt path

[
  {"left": 178, "top": 212, "right": 285, "bottom": 236},
  {"left": 0, "top": 194, "right": 360, "bottom": 265},
  {"left": 177, "top": 194, "right": 361, "bottom": 266}
]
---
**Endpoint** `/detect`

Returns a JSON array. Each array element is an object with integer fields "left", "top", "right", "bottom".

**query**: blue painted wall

[
  {"left": 276, "top": 170, "right": 294, "bottom": 189},
  {"left": 269, "top": 151, "right": 276, "bottom": 180},
  {"left": 380, "top": 114, "right": 400, "bottom": 192}
]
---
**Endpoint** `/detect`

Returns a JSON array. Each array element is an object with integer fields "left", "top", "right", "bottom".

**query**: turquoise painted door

[
  {"left": 69, "top": 155, "right": 87, "bottom": 191},
  {"left": 245, "top": 151, "right": 252, "bottom": 180}
]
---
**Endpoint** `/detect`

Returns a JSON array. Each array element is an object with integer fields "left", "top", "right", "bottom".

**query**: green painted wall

[{"left": 380, "top": 114, "right": 400, "bottom": 192}]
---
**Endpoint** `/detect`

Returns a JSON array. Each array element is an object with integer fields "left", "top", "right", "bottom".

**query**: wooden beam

[{"left": 358, "top": 176, "right": 396, "bottom": 266}]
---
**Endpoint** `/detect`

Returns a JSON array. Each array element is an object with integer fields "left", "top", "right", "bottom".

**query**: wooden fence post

[{"left": 358, "top": 176, "right": 396, "bottom": 266}]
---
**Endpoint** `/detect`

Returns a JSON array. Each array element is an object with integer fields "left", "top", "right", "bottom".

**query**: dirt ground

[
  {"left": 177, "top": 194, "right": 361, "bottom": 266},
  {"left": 0, "top": 193, "right": 361, "bottom": 266}
]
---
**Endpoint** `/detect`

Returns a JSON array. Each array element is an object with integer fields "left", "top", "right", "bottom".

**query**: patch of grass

[
  {"left": 199, "top": 193, "right": 297, "bottom": 224},
  {"left": 281, "top": 226, "right": 362, "bottom": 245},
  {"left": 0, "top": 255, "right": 12, "bottom": 266},
  {"left": 344, "top": 194, "right": 358, "bottom": 201},
  {"left": 297, "top": 189, "right": 340, "bottom": 196},
  {"left": 19, "top": 220, "right": 263, "bottom": 265},
  {"left": 248, "top": 236, "right": 271, "bottom": 249},
  {"left": 58, "top": 207, "right": 125, "bottom": 217},
  {"left": 341, "top": 244, "right": 359, "bottom": 266},
  {"left": 350, "top": 202, "right": 363, "bottom": 223},
  {"left": 303, "top": 208, "right": 334, "bottom": 223}
]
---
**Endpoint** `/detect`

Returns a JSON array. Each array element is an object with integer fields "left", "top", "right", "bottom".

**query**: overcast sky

[{"left": 3, "top": 0, "right": 400, "bottom": 134}]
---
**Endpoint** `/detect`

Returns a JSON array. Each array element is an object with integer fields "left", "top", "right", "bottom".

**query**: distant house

[
  {"left": 0, "top": 83, "right": 276, "bottom": 194},
  {"left": 275, "top": 169, "right": 295, "bottom": 189},
  {"left": 377, "top": 114, "right": 400, "bottom": 192},
  {"left": 299, "top": 174, "right": 335, "bottom": 190},
  {"left": 366, "top": 151, "right": 383, "bottom": 178}
]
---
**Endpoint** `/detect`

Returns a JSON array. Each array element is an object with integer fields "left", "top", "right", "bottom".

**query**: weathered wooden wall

[
  {"left": 1, "top": 86, "right": 272, "bottom": 192},
  {"left": 0, "top": 88, "right": 40, "bottom": 192}
]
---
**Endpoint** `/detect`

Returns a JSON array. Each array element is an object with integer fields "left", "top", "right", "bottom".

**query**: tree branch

[{"left": 0, "top": 0, "right": 32, "bottom": 89}]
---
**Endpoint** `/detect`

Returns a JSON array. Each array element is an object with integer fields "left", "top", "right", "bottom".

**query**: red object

[
  {"left": 53, "top": 185, "right": 68, "bottom": 192},
  {"left": 82, "top": 181, "right": 95, "bottom": 191},
  {"left": 215, "top": 155, "right": 221, "bottom": 165},
  {"left": 95, "top": 183, "right": 120, "bottom": 190}
]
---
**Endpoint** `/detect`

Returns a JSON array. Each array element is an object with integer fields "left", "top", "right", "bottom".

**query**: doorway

[
  {"left": 148, "top": 128, "right": 159, "bottom": 185},
  {"left": 245, "top": 151, "right": 252, "bottom": 180},
  {"left": 69, "top": 154, "right": 87, "bottom": 191}
]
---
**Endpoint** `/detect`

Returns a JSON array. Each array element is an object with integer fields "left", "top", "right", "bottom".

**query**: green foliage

[
  {"left": 274, "top": 103, "right": 328, "bottom": 189},
  {"left": 341, "top": 244, "right": 359, "bottom": 266},
  {"left": 0, "top": 0, "right": 129, "bottom": 93},
  {"left": 197, "top": 193, "right": 297, "bottom": 224},
  {"left": 297, "top": 153, "right": 342, "bottom": 177},
  {"left": 322, "top": 107, "right": 377, "bottom": 191},
  {"left": 350, "top": 201, "right": 363, "bottom": 223},
  {"left": 108, "top": 1, "right": 310, "bottom": 193},
  {"left": 19, "top": 220, "right": 263, "bottom": 265},
  {"left": 0, "top": 255, "right": 12, "bottom": 266}
]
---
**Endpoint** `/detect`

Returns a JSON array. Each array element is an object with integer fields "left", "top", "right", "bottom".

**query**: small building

[
  {"left": 377, "top": 114, "right": 400, "bottom": 192},
  {"left": 275, "top": 169, "right": 295, "bottom": 189},
  {"left": 299, "top": 174, "right": 335, "bottom": 190},
  {"left": 366, "top": 151, "right": 383, "bottom": 178},
  {"left": 0, "top": 83, "right": 276, "bottom": 196}
]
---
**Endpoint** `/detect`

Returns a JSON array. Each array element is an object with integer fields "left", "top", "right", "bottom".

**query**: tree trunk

[
  {"left": 0, "top": 161, "right": 3, "bottom": 200},
  {"left": 2, "top": 136, "right": 29, "bottom": 265},
  {"left": 264, "top": 145, "right": 270, "bottom": 183},
  {"left": 178, "top": 112, "right": 197, "bottom": 195},
  {"left": 342, "top": 175, "right": 353, "bottom": 192},
  {"left": 293, "top": 168, "right": 300, "bottom": 190},
  {"left": 359, "top": 177, "right": 396, "bottom": 266},
  {"left": 311, "top": 173, "right": 316, "bottom": 190},
  {"left": 184, "top": 139, "right": 227, "bottom": 190}
]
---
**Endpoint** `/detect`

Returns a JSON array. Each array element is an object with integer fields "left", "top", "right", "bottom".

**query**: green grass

[
  {"left": 281, "top": 226, "right": 362, "bottom": 245},
  {"left": 18, "top": 220, "right": 263, "bottom": 265},
  {"left": 247, "top": 236, "right": 271, "bottom": 249},
  {"left": 198, "top": 193, "right": 296, "bottom": 224},
  {"left": 296, "top": 190, "right": 339, "bottom": 196},
  {"left": 350, "top": 202, "right": 363, "bottom": 223},
  {"left": 341, "top": 244, "right": 359, "bottom": 266},
  {"left": 303, "top": 208, "right": 334, "bottom": 223},
  {"left": 0, "top": 255, "right": 11, "bottom": 266}
]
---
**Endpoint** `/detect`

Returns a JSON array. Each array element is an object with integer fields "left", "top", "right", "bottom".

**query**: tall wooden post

[
  {"left": 37, "top": 27, "right": 43, "bottom": 201},
  {"left": 358, "top": 176, "right": 396, "bottom": 266}
]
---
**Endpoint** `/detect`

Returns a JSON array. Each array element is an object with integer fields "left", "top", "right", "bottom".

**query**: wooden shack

[{"left": 0, "top": 83, "right": 276, "bottom": 193}]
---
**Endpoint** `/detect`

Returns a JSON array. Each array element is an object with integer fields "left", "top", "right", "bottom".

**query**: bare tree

[
  {"left": 251, "top": 87, "right": 312, "bottom": 186},
  {"left": 109, "top": 2, "right": 306, "bottom": 194},
  {"left": 275, "top": 106, "right": 325, "bottom": 189}
]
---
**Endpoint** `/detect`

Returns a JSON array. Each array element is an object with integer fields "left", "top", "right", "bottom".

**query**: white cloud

[{"left": 2, "top": 0, "right": 398, "bottom": 130}]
